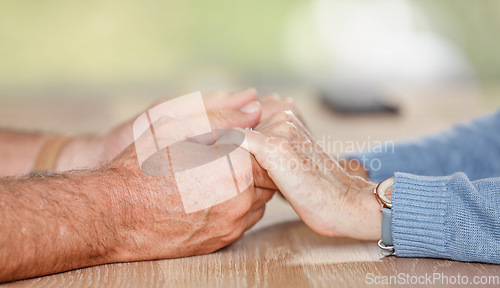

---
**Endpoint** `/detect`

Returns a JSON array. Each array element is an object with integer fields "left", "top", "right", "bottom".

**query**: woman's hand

[
  {"left": 239, "top": 110, "right": 382, "bottom": 241},
  {"left": 258, "top": 94, "right": 305, "bottom": 127}
]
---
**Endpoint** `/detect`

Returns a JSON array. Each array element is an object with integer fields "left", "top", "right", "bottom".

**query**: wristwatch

[{"left": 374, "top": 176, "right": 395, "bottom": 256}]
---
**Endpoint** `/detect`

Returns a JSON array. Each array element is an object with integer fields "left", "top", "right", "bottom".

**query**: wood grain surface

[{"left": 1, "top": 86, "right": 499, "bottom": 287}]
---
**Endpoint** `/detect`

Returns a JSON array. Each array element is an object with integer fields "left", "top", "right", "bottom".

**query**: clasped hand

[{"left": 74, "top": 90, "right": 381, "bottom": 262}]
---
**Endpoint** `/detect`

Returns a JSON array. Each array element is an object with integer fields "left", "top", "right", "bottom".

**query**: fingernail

[{"left": 240, "top": 101, "right": 261, "bottom": 113}]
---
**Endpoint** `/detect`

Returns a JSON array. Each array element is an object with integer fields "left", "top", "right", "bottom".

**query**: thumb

[
  {"left": 208, "top": 101, "right": 262, "bottom": 130},
  {"left": 216, "top": 129, "right": 278, "bottom": 190}
]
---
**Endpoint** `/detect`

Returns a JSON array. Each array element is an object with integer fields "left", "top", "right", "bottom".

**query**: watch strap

[{"left": 382, "top": 207, "right": 393, "bottom": 246}]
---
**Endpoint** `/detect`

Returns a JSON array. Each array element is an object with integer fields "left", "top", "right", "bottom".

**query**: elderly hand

[
  {"left": 258, "top": 94, "right": 304, "bottom": 126},
  {"left": 105, "top": 104, "right": 276, "bottom": 261},
  {"left": 56, "top": 89, "right": 260, "bottom": 171},
  {"left": 238, "top": 110, "right": 382, "bottom": 241}
]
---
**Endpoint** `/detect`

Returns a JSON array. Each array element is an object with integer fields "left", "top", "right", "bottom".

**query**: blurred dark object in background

[{"left": 320, "top": 88, "right": 399, "bottom": 115}]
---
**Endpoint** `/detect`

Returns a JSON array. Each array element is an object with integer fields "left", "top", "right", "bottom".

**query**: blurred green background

[
  {"left": 0, "top": 0, "right": 299, "bottom": 91},
  {"left": 0, "top": 0, "right": 499, "bottom": 96}
]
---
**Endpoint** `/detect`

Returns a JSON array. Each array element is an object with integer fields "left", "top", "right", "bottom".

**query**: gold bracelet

[{"left": 32, "top": 135, "right": 71, "bottom": 173}]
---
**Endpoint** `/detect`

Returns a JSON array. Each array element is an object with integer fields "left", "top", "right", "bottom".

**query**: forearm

[
  {"left": 347, "top": 110, "right": 500, "bottom": 182},
  {"left": 0, "top": 169, "right": 123, "bottom": 283},
  {"left": 392, "top": 172, "right": 500, "bottom": 264},
  {"left": 0, "top": 129, "right": 105, "bottom": 177},
  {"left": 344, "top": 169, "right": 500, "bottom": 263},
  {"left": 0, "top": 130, "right": 50, "bottom": 177}
]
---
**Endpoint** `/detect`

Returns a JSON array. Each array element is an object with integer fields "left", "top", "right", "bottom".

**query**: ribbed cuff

[{"left": 392, "top": 173, "right": 450, "bottom": 258}]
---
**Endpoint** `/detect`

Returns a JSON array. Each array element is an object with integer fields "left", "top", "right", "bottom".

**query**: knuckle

[
  {"left": 283, "top": 110, "right": 300, "bottom": 123},
  {"left": 237, "top": 203, "right": 252, "bottom": 218},
  {"left": 216, "top": 217, "right": 236, "bottom": 240},
  {"left": 231, "top": 196, "right": 253, "bottom": 218},
  {"left": 221, "top": 226, "right": 244, "bottom": 242},
  {"left": 284, "top": 110, "right": 299, "bottom": 121},
  {"left": 279, "top": 110, "right": 294, "bottom": 121},
  {"left": 277, "top": 121, "right": 299, "bottom": 139},
  {"left": 268, "top": 110, "right": 291, "bottom": 124},
  {"left": 255, "top": 206, "right": 266, "bottom": 219}
]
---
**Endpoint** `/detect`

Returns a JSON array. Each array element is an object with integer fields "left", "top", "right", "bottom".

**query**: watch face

[{"left": 377, "top": 177, "right": 394, "bottom": 207}]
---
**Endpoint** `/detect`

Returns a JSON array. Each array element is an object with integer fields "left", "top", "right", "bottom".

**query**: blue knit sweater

[{"left": 353, "top": 110, "right": 500, "bottom": 264}]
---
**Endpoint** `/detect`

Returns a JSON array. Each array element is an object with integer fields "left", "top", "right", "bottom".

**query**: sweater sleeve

[
  {"left": 349, "top": 110, "right": 500, "bottom": 183},
  {"left": 392, "top": 172, "right": 500, "bottom": 264}
]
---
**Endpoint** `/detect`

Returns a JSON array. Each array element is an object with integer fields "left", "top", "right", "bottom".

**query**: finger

[
  {"left": 260, "top": 101, "right": 295, "bottom": 124},
  {"left": 203, "top": 88, "right": 258, "bottom": 111},
  {"left": 251, "top": 188, "right": 275, "bottom": 211},
  {"left": 282, "top": 111, "right": 314, "bottom": 143},
  {"left": 233, "top": 129, "right": 312, "bottom": 210},
  {"left": 260, "top": 93, "right": 281, "bottom": 103},
  {"left": 231, "top": 129, "right": 279, "bottom": 172},
  {"left": 259, "top": 110, "right": 310, "bottom": 135},
  {"left": 262, "top": 118, "right": 334, "bottom": 169},
  {"left": 207, "top": 101, "right": 262, "bottom": 131},
  {"left": 263, "top": 122, "right": 320, "bottom": 169},
  {"left": 215, "top": 129, "right": 277, "bottom": 190},
  {"left": 259, "top": 96, "right": 305, "bottom": 124},
  {"left": 261, "top": 121, "right": 302, "bottom": 141},
  {"left": 259, "top": 120, "right": 313, "bottom": 156},
  {"left": 251, "top": 155, "right": 277, "bottom": 190},
  {"left": 279, "top": 97, "right": 306, "bottom": 124},
  {"left": 259, "top": 112, "right": 324, "bottom": 158},
  {"left": 216, "top": 186, "right": 255, "bottom": 220},
  {"left": 243, "top": 206, "right": 266, "bottom": 232},
  {"left": 283, "top": 114, "right": 333, "bottom": 160},
  {"left": 147, "top": 88, "right": 258, "bottom": 115},
  {"left": 219, "top": 127, "right": 299, "bottom": 179},
  {"left": 264, "top": 120, "right": 332, "bottom": 165}
]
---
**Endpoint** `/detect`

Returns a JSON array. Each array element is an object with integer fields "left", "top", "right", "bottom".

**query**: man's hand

[
  {"left": 0, "top": 95, "right": 275, "bottom": 283},
  {"left": 106, "top": 101, "right": 276, "bottom": 261},
  {"left": 56, "top": 89, "right": 260, "bottom": 171}
]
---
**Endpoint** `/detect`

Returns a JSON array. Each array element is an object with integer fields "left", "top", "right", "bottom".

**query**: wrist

[
  {"left": 356, "top": 184, "right": 383, "bottom": 241},
  {"left": 340, "top": 180, "right": 382, "bottom": 241},
  {"left": 43, "top": 168, "right": 127, "bottom": 268},
  {"left": 313, "top": 165, "right": 379, "bottom": 240},
  {"left": 91, "top": 166, "right": 132, "bottom": 263},
  {"left": 100, "top": 162, "right": 157, "bottom": 263}
]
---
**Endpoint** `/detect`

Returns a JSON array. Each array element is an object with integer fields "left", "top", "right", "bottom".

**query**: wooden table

[{"left": 1, "top": 86, "right": 499, "bottom": 287}]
